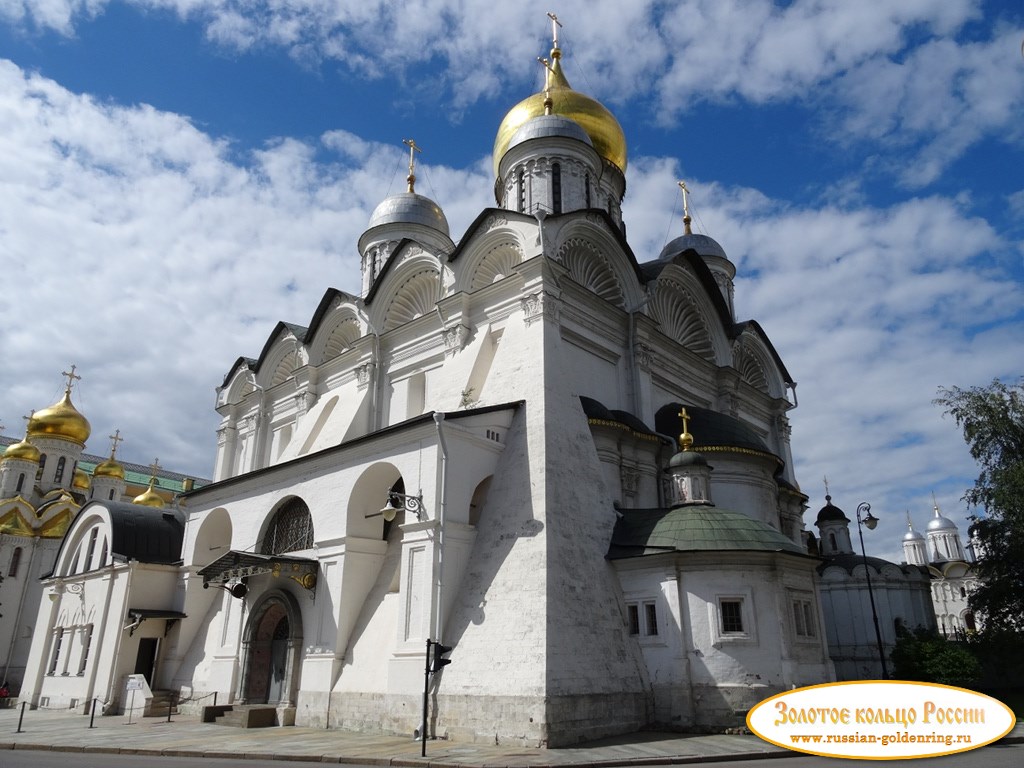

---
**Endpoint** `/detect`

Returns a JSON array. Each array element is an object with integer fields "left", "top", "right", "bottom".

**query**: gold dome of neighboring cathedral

[
  {"left": 94, "top": 455, "right": 126, "bottom": 480},
  {"left": 492, "top": 46, "right": 627, "bottom": 179},
  {"left": 2, "top": 435, "right": 41, "bottom": 463},
  {"left": 133, "top": 477, "right": 166, "bottom": 508},
  {"left": 28, "top": 389, "right": 91, "bottom": 445},
  {"left": 95, "top": 430, "right": 126, "bottom": 480},
  {"left": 72, "top": 467, "right": 91, "bottom": 491}
]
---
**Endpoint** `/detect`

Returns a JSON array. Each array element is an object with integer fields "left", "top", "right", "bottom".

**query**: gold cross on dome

[
  {"left": 403, "top": 138, "right": 421, "bottom": 176},
  {"left": 61, "top": 364, "right": 82, "bottom": 393},
  {"left": 547, "top": 11, "right": 562, "bottom": 48},
  {"left": 148, "top": 458, "right": 162, "bottom": 477},
  {"left": 677, "top": 407, "right": 693, "bottom": 451},
  {"left": 109, "top": 429, "right": 124, "bottom": 456}
]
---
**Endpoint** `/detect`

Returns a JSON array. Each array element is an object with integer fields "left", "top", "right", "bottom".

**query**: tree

[
  {"left": 891, "top": 628, "right": 981, "bottom": 688},
  {"left": 935, "top": 378, "right": 1024, "bottom": 630}
]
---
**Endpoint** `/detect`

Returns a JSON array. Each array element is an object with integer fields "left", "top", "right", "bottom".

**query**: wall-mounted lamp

[{"left": 367, "top": 491, "right": 425, "bottom": 522}]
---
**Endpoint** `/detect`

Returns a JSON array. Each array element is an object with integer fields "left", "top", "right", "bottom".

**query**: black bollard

[
  {"left": 16, "top": 701, "right": 26, "bottom": 733},
  {"left": 90, "top": 698, "right": 97, "bottom": 728}
]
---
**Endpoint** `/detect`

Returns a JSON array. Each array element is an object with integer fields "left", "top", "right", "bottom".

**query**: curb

[{"left": 0, "top": 741, "right": 798, "bottom": 766}]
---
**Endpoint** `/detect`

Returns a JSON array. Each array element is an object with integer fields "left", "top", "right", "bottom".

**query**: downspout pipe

[{"left": 432, "top": 412, "right": 449, "bottom": 643}]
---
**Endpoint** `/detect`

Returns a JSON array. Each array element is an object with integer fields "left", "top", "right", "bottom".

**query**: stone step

[{"left": 207, "top": 704, "right": 279, "bottom": 728}]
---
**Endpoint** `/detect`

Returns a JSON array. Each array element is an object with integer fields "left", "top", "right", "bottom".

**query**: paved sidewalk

[
  {"left": 0, "top": 707, "right": 794, "bottom": 766},
  {"left": 1, "top": 707, "right": 1021, "bottom": 766}
]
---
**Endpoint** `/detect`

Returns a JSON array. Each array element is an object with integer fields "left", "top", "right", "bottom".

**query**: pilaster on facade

[
  {"left": 442, "top": 323, "right": 470, "bottom": 357},
  {"left": 521, "top": 291, "right": 561, "bottom": 328}
]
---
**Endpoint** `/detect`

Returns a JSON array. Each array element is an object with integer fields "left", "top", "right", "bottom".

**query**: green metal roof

[{"left": 609, "top": 505, "right": 807, "bottom": 559}]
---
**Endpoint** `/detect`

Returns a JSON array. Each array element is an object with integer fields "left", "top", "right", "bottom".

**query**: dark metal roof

[
  {"left": 585, "top": 399, "right": 655, "bottom": 436},
  {"left": 105, "top": 501, "right": 185, "bottom": 564},
  {"left": 609, "top": 506, "right": 808, "bottom": 559},
  {"left": 815, "top": 497, "right": 850, "bottom": 524},
  {"left": 655, "top": 403, "right": 777, "bottom": 460}
]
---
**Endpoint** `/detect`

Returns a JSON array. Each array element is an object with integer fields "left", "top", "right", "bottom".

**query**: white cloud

[{"left": 5, "top": 0, "right": 1018, "bottom": 188}]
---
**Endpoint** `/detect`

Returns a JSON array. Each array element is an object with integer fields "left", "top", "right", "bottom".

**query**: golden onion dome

[
  {"left": 2, "top": 436, "right": 41, "bottom": 463},
  {"left": 72, "top": 467, "right": 91, "bottom": 491},
  {"left": 94, "top": 454, "right": 126, "bottom": 480},
  {"left": 28, "top": 390, "right": 91, "bottom": 445},
  {"left": 493, "top": 47, "right": 627, "bottom": 179},
  {"left": 133, "top": 478, "right": 166, "bottom": 509}
]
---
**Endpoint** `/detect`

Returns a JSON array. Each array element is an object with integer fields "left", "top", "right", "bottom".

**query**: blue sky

[{"left": 1, "top": 0, "right": 1022, "bottom": 562}]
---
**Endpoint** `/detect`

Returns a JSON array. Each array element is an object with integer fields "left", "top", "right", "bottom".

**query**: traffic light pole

[{"left": 421, "top": 638, "right": 454, "bottom": 756}]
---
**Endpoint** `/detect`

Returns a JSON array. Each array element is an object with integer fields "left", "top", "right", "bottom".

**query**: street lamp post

[{"left": 856, "top": 501, "right": 889, "bottom": 679}]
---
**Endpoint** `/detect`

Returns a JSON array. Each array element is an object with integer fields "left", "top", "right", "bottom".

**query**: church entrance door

[
  {"left": 240, "top": 591, "right": 302, "bottom": 706},
  {"left": 134, "top": 638, "right": 158, "bottom": 686},
  {"left": 267, "top": 615, "right": 289, "bottom": 703}
]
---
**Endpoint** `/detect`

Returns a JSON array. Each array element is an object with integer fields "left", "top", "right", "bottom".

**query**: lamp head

[
  {"left": 380, "top": 497, "right": 399, "bottom": 522},
  {"left": 863, "top": 513, "right": 879, "bottom": 530}
]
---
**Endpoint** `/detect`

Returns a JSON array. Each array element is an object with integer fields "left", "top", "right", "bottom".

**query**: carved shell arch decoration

[
  {"left": 554, "top": 238, "right": 625, "bottom": 308},
  {"left": 322, "top": 316, "right": 362, "bottom": 361},
  {"left": 384, "top": 268, "right": 440, "bottom": 331},
  {"left": 224, "top": 368, "right": 256, "bottom": 405},
  {"left": 649, "top": 279, "right": 715, "bottom": 362},
  {"left": 470, "top": 240, "right": 523, "bottom": 291},
  {"left": 734, "top": 344, "right": 769, "bottom": 394},
  {"left": 269, "top": 343, "right": 306, "bottom": 387}
]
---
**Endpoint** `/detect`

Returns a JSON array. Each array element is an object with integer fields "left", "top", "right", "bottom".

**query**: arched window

[
  {"left": 16, "top": 473, "right": 25, "bottom": 493},
  {"left": 829, "top": 533, "right": 837, "bottom": 552},
  {"left": 585, "top": 173, "right": 591, "bottom": 208},
  {"left": 552, "top": 162, "right": 562, "bottom": 214},
  {"left": 54, "top": 456, "right": 66, "bottom": 483},
  {"left": 109, "top": 489, "right": 116, "bottom": 500},
  {"left": 8, "top": 547, "right": 22, "bottom": 577},
  {"left": 84, "top": 528, "right": 99, "bottom": 572},
  {"left": 517, "top": 169, "right": 526, "bottom": 213},
  {"left": 37, "top": 454, "right": 46, "bottom": 479},
  {"left": 260, "top": 498, "right": 314, "bottom": 555}
]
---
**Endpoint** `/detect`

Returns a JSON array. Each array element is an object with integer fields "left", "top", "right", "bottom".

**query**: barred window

[
  {"left": 260, "top": 497, "right": 314, "bottom": 555},
  {"left": 720, "top": 599, "right": 744, "bottom": 634}
]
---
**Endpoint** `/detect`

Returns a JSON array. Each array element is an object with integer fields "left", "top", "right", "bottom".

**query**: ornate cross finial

[
  {"left": 402, "top": 138, "right": 422, "bottom": 193},
  {"left": 537, "top": 56, "right": 555, "bottom": 113},
  {"left": 547, "top": 11, "right": 562, "bottom": 49},
  {"left": 678, "top": 181, "right": 692, "bottom": 235},
  {"left": 148, "top": 458, "right": 162, "bottom": 477},
  {"left": 109, "top": 429, "right": 124, "bottom": 457},
  {"left": 61, "top": 364, "right": 82, "bottom": 393},
  {"left": 678, "top": 407, "right": 693, "bottom": 451},
  {"left": 906, "top": 510, "right": 914, "bottom": 530},
  {"left": 823, "top": 475, "right": 830, "bottom": 499},
  {"left": 0, "top": 423, "right": 5, "bottom": 437},
  {"left": 932, "top": 491, "right": 940, "bottom": 514}
]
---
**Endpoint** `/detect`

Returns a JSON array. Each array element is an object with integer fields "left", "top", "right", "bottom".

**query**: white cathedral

[{"left": 10, "top": 29, "right": 843, "bottom": 745}]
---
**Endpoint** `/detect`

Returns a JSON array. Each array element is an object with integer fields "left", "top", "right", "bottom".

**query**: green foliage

[
  {"left": 935, "top": 379, "right": 1024, "bottom": 630},
  {"left": 891, "top": 628, "right": 981, "bottom": 688}
]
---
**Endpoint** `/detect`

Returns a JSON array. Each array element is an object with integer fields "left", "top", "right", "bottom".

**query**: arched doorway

[{"left": 238, "top": 591, "right": 303, "bottom": 706}]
